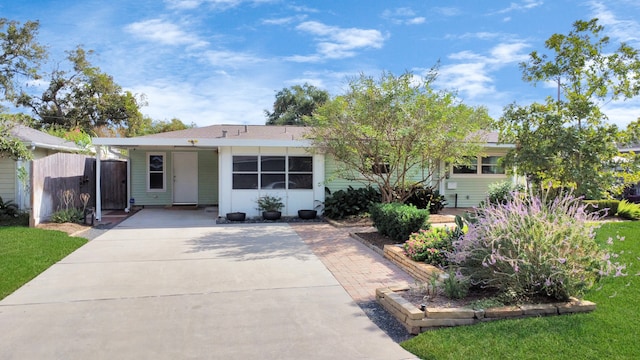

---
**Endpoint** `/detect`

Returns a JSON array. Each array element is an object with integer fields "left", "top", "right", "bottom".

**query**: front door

[{"left": 173, "top": 152, "right": 198, "bottom": 204}]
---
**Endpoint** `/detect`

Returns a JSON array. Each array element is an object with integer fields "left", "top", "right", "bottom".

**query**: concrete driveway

[{"left": 0, "top": 209, "right": 415, "bottom": 359}]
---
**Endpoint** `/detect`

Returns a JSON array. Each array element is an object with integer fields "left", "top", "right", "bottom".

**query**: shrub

[
  {"left": 50, "top": 208, "right": 83, "bottom": 223},
  {"left": 584, "top": 199, "right": 620, "bottom": 217},
  {"left": 485, "top": 181, "right": 525, "bottom": 205},
  {"left": 616, "top": 200, "right": 640, "bottom": 220},
  {"left": 370, "top": 202, "right": 429, "bottom": 242},
  {"left": 442, "top": 269, "right": 469, "bottom": 300},
  {"left": 404, "top": 227, "right": 455, "bottom": 265},
  {"left": 323, "top": 186, "right": 381, "bottom": 219},
  {"left": 404, "top": 186, "right": 446, "bottom": 214},
  {"left": 448, "top": 189, "right": 623, "bottom": 302}
]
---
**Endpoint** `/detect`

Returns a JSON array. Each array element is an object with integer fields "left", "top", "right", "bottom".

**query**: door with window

[{"left": 173, "top": 152, "right": 198, "bottom": 204}]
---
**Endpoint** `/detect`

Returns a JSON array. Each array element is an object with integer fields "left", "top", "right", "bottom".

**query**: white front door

[{"left": 173, "top": 152, "right": 198, "bottom": 204}]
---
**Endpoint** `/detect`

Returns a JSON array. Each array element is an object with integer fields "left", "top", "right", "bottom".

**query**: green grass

[
  {"left": 0, "top": 227, "right": 87, "bottom": 300},
  {"left": 401, "top": 221, "right": 640, "bottom": 360}
]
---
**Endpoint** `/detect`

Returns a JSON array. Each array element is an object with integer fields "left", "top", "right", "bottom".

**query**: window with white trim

[
  {"left": 147, "top": 153, "right": 166, "bottom": 191},
  {"left": 452, "top": 156, "right": 504, "bottom": 175},
  {"left": 232, "top": 155, "right": 313, "bottom": 189}
]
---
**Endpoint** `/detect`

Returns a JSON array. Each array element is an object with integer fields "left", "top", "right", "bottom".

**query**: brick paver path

[{"left": 291, "top": 223, "right": 414, "bottom": 302}]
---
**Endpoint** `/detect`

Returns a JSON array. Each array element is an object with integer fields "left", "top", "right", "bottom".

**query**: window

[
  {"left": 232, "top": 155, "right": 313, "bottom": 189},
  {"left": 288, "top": 156, "right": 313, "bottom": 189},
  {"left": 481, "top": 156, "right": 505, "bottom": 174},
  {"left": 452, "top": 156, "right": 504, "bottom": 175},
  {"left": 148, "top": 153, "right": 165, "bottom": 191},
  {"left": 233, "top": 156, "right": 258, "bottom": 189},
  {"left": 452, "top": 157, "right": 478, "bottom": 174}
]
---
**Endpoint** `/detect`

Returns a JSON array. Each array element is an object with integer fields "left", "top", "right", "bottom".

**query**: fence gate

[{"left": 100, "top": 160, "right": 127, "bottom": 210}]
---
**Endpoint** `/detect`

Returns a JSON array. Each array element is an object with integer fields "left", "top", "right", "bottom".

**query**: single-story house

[
  {"left": 0, "top": 125, "right": 84, "bottom": 213},
  {"left": 92, "top": 125, "right": 515, "bottom": 220}
]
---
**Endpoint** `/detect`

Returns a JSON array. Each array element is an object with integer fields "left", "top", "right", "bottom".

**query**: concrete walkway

[{"left": 0, "top": 209, "right": 415, "bottom": 360}]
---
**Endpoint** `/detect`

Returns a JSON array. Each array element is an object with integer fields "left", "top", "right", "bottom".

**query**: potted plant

[
  {"left": 298, "top": 200, "right": 323, "bottom": 220},
  {"left": 256, "top": 195, "right": 284, "bottom": 220},
  {"left": 226, "top": 212, "right": 246, "bottom": 221}
]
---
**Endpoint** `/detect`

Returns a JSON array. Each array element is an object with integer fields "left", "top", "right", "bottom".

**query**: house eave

[{"left": 92, "top": 138, "right": 313, "bottom": 148}]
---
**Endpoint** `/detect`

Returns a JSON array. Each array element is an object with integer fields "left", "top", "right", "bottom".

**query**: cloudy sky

[{"left": 3, "top": 0, "right": 640, "bottom": 128}]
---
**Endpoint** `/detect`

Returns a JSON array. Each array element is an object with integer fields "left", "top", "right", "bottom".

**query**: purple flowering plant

[{"left": 447, "top": 188, "right": 626, "bottom": 302}]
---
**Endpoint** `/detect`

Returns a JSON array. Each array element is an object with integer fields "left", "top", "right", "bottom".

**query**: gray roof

[
  {"left": 9, "top": 124, "right": 82, "bottom": 152},
  {"left": 140, "top": 124, "right": 310, "bottom": 141}
]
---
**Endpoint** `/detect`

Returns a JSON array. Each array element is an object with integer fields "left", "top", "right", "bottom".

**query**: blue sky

[{"left": 3, "top": 0, "right": 640, "bottom": 128}]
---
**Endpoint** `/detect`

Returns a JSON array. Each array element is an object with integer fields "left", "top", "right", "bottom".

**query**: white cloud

[
  {"left": 291, "top": 21, "right": 385, "bottom": 62},
  {"left": 125, "top": 19, "right": 208, "bottom": 47},
  {"left": 164, "top": 0, "right": 273, "bottom": 10},
  {"left": 495, "top": 0, "right": 543, "bottom": 14},
  {"left": 262, "top": 15, "right": 307, "bottom": 26},
  {"left": 203, "top": 49, "right": 264, "bottom": 67},
  {"left": 589, "top": 1, "right": 640, "bottom": 45},
  {"left": 434, "top": 7, "right": 461, "bottom": 17},
  {"left": 382, "top": 7, "right": 426, "bottom": 25}
]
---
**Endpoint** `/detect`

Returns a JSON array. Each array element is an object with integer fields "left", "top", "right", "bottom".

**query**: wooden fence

[{"left": 30, "top": 153, "right": 126, "bottom": 226}]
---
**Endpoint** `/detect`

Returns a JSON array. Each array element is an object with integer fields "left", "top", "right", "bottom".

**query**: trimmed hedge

[
  {"left": 370, "top": 202, "right": 430, "bottom": 242},
  {"left": 584, "top": 200, "right": 620, "bottom": 217}
]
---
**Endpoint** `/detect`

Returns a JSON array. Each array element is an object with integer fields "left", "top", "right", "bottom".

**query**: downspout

[{"left": 95, "top": 145, "right": 102, "bottom": 221}]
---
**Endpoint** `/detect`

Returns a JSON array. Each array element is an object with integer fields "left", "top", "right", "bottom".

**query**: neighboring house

[
  {"left": 0, "top": 125, "right": 84, "bottom": 219},
  {"left": 92, "top": 125, "right": 515, "bottom": 220}
]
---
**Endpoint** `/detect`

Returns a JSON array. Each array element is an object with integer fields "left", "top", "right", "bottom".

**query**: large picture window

[
  {"left": 232, "top": 155, "right": 313, "bottom": 189},
  {"left": 452, "top": 156, "right": 504, "bottom": 175},
  {"left": 148, "top": 153, "right": 166, "bottom": 191}
]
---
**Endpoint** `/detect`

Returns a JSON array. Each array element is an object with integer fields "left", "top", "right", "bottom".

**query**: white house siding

[
  {"left": 0, "top": 158, "right": 16, "bottom": 204},
  {"left": 218, "top": 146, "right": 323, "bottom": 217}
]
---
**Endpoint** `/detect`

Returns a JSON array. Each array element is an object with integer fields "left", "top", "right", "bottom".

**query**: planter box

[
  {"left": 262, "top": 211, "right": 281, "bottom": 221},
  {"left": 376, "top": 286, "right": 597, "bottom": 335}
]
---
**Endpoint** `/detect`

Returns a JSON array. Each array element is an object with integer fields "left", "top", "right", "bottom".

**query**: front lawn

[
  {"left": 0, "top": 227, "right": 87, "bottom": 300},
  {"left": 400, "top": 221, "right": 640, "bottom": 359}
]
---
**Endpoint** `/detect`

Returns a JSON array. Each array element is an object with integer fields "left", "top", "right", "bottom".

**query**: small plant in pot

[{"left": 256, "top": 195, "right": 284, "bottom": 220}]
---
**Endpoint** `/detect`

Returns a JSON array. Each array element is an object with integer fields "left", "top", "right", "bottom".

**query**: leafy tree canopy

[
  {"left": 499, "top": 18, "right": 640, "bottom": 198},
  {"left": 17, "top": 46, "right": 146, "bottom": 136},
  {"left": 0, "top": 112, "right": 33, "bottom": 160},
  {"left": 309, "top": 71, "right": 493, "bottom": 203},
  {"left": 0, "top": 18, "right": 46, "bottom": 101},
  {"left": 265, "top": 83, "right": 329, "bottom": 125}
]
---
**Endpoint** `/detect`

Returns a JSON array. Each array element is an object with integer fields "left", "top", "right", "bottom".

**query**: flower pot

[
  {"left": 226, "top": 212, "right": 246, "bottom": 221},
  {"left": 297, "top": 209, "right": 317, "bottom": 219},
  {"left": 262, "top": 211, "right": 282, "bottom": 221}
]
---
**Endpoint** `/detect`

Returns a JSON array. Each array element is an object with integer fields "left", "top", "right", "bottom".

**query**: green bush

[
  {"left": 442, "top": 269, "right": 469, "bottom": 300},
  {"left": 403, "top": 227, "right": 455, "bottom": 265},
  {"left": 485, "top": 181, "right": 525, "bottom": 205},
  {"left": 449, "top": 189, "right": 623, "bottom": 302},
  {"left": 616, "top": 200, "right": 640, "bottom": 220},
  {"left": 50, "top": 208, "right": 83, "bottom": 223},
  {"left": 584, "top": 199, "right": 620, "bottom": 217},
  {"left": 323, "top": 186, "right": 381, "bottom": 219},
  {"left": 403, "top": 186, "right": 446, "bottom": 214},
  {"left": 370, "top": 202, "right": 429, "bottom": 242}
]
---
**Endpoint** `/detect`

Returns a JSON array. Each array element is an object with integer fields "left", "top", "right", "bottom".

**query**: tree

[
  {"left": 0, "top": 112, "right": 33, "bottom": 160},
  {"left": 17, "top": 46, "right": 146, "bottom": 136},
  {"left": 148, "top": 117, "right": 195, "bottom": 134},
  {"left": 308, "top": 71, "right": 493, "bottom": 203},
  {"left": 265, "top": 83, "right": 329, "bottom": 125},
  {"left": 499, "top": 19, "right": 640, "bottom": 198},
  {"left": 0, "top": 19, "right": 46, "bottom": 101}
]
